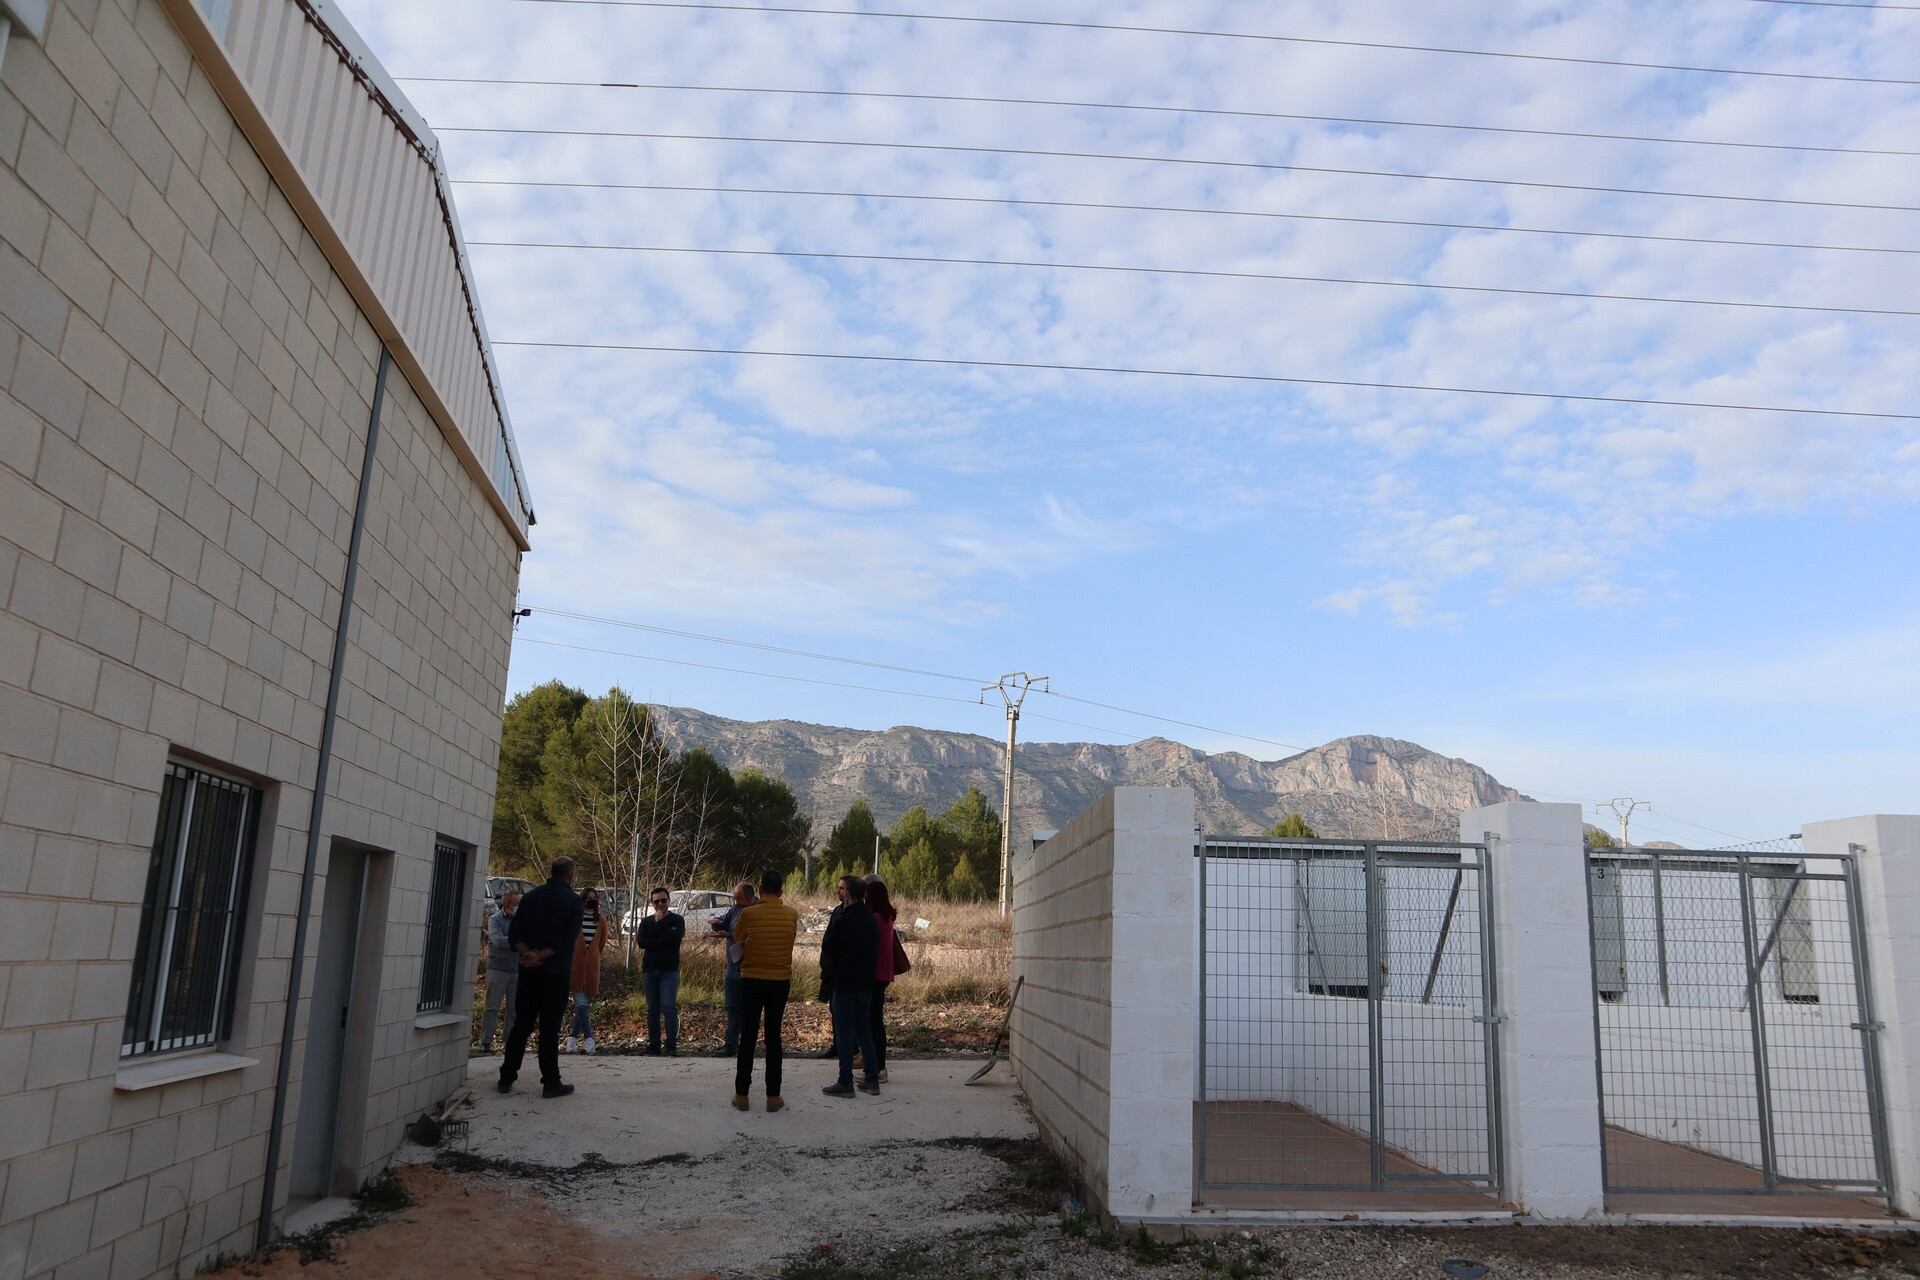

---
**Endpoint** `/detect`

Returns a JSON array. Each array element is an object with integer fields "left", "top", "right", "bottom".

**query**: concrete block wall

[
  {"left": 0, "top": 1, "right": 522, "bottom": 1275},
  {"left": 1012, "top": 787, "right": 1196, "bottom": 1220},
  {"left": 1010, "top": 789, "right": 1116, "bottom": 1211}
]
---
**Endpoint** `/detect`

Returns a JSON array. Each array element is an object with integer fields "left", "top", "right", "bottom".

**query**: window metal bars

[
  {"left": 1584, "top": 847, "right": 1892, "bottom": 1204},
  {"left": 418, "top": 840, "right": 470, "bottom": 1012},
  {"left": 1197, "top": 837, "right": 1502, "bottom": 1195},
  {"left": 122, "top": 763, "right": 259, "bottom": 1058}
]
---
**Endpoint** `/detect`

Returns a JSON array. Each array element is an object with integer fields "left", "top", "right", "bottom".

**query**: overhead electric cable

[
  {"left": 491, "top": 340, "right": 1920, "bottom": 421},
  {"left": 504, "top": 0, "right": 1920, "bottom": 86},
  {"left": 1732, "top": 0, "right": 1919, "bottom": 9},
  {"left": 398, "top": 74, "right": 1920, "bottom": 158},
  {"left": 515, "top": 636, "right": 986, "bottom": 703},
  {"left": 468, "top": 238, "right": 1920, "bottom": 318},
  {"left": 435, "top": 126, "right": 1920, "bottom": 215},
  {"left": 524, "top": 605, "right": 987, "bottom": 682},
  {"left": 520, "top": 609, "right": 1612, "bottom": 800},
  {"left": 449, "top": 179, "right": 1920, "bottom": 258},
  {"left": 1035, "top": 689, "right": 1317, "bottom": 756}
]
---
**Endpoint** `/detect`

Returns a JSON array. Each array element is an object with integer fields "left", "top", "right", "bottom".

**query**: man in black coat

[
  {"left": 499, "top": 856, "right": 583, "bottom": 1098},
  {"left": 819, "top": 874, "right": 880, "bottom": 1097}
]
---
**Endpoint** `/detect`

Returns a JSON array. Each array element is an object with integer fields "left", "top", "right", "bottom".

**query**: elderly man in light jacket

[{"left": 479, "top": 890, "right": 522, "bottom": 1053}]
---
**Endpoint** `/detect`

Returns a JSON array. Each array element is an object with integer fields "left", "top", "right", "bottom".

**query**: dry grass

[
  {"left": 471, "top": 893, "right": 1013, "bottom": 1054},
  {"left": 596, "top": 894, "right": 1011, "bottom": 1011}
]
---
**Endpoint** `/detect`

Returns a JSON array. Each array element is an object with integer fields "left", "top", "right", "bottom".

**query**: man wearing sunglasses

[{"left": 637, "top": 887, "right": 687, "bottom": 1055}]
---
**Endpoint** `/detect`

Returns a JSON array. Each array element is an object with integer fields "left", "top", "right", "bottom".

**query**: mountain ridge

[{"left": 649, "top": 707, "right": 1528, "bottom": 841}]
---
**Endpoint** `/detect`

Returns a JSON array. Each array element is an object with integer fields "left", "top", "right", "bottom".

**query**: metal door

[
  {"left": 1585, "top": 847, "right": 1892, "bottom": 1205},
  {"left": 1198, "top": 837, "right": 1503, "bottom": 1196}
]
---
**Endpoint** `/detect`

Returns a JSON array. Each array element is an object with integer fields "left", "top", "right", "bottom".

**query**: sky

[{"left": 333, "top": 0, "right": 1920, "bottom": 845}]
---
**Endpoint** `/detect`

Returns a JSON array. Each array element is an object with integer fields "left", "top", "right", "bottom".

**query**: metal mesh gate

[
  {"left": 1585, "top": 847, "right": 1892, "bottom": 1203},
  {"left": 1198, "top": 838, "right": 1503, "bottom": 1195}
]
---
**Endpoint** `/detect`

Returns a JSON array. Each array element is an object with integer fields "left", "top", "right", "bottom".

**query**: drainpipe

[{"left": 256, "top": 347, "right": 391, "bottom": 1248}]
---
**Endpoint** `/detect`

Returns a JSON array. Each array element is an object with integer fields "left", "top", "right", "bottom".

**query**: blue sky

[{"left": 335, "top": 0, "right": 1920, "bottom": 843}]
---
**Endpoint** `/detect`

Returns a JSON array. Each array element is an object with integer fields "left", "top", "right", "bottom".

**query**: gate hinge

[
  {"left": 1473, "top": 1013, "right": 1508, "bottom": 1026},
  {"left": 1852, "top": 1020, "right": 1886, "bottom": 1033}
]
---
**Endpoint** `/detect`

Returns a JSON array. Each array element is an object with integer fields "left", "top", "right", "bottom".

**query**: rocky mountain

[{"left": 649, "top": 708, "right": 1527, "bottom": 841}]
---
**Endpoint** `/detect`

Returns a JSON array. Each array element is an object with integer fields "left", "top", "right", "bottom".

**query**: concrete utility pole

[
  {"left": 1608, "top": 797, "right": 1649, "bottom": 846},
  {"left": 984, "top": 672, "right": 1048, "bottom": 916}
]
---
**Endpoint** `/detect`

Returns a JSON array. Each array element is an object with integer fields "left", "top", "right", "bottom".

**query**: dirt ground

[{"left": 204, "top": 1056, "right": 1920, "bottom": 1280}]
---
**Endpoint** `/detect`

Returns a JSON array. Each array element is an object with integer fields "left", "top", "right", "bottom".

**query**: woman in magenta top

[{"left": 866, "top": 876, "right": 898, "bottom": 1084}]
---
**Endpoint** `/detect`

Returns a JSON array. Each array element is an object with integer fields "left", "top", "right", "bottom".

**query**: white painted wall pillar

[
  {"left": 1802, "top": 814, "right": 1920, "bottom": 1217},
  {"left": 1464, "top": 801, "right": 1606, "bottom": 1218},
  {"left": 1105, "top": 787, "right": 1198, "bottom": 1219}
]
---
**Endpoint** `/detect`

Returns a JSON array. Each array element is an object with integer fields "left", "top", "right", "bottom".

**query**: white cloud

[{"left": 338, "top": 0, "right": 1920, "bottom": 629}]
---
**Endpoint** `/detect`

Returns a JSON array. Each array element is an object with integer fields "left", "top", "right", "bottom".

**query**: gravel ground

[
  {"left": 202, "top": 1053, "right": 1920, "bottom": 1280},
  {"left": 797, "top": 1216, "right": 1920, "bottom": 1280}
]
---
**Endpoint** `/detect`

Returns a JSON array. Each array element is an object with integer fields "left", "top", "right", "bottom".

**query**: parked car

[
  {"left": 623, "top": 888, "right": 734, "bottom": 934},
  {"left": 486, "top": 875, "right": 534, "bottom": 902}
]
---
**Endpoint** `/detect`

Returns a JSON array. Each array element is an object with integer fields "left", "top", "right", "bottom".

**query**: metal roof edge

[{"left": 160, "top": 0, "right": 534, "bottom": 545}]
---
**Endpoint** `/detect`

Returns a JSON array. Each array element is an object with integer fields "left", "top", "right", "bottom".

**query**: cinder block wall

[
  {"left": 0, "top": 1, "right": 521, "bottom": 1275},
  {"left": 1012, "top": 787, "right": 1196, "bottom": 1221},
  {"left": 1011, "top": 790, "right": 1116, "bottom": 1210}
]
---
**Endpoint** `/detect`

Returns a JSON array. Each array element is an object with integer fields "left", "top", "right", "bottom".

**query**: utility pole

[
  {"left": 873, "top": 832, "right": 881, "bottom": 877},
  {"left": 1608, "top": 797, "right": 1649, "bottom": 847},
  {"left": 983, "top": 672, "right": 1048, "bottom": 917}
]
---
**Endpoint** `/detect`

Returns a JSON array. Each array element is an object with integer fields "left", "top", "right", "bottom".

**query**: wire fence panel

[
  {"left": 1587, "top": 849, "right": 1890, "bottom": 1201},
  {"left": 1198, "top": 838, "right": 1500, "bottom": 1193}
]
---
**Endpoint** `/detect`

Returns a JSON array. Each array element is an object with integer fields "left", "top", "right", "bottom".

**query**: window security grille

[
  {"left": 122, "top": 763, "right": 259, "bottom": 1058},
  {"left": 418, "top": 840, "right": 471, "bottom": 1012}
]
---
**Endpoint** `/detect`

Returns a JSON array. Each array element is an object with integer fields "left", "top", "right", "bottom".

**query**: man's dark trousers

[
  {"left": 722, "top": 962, "right": 744, "bottom": 1054},
  {"left": 501, "top": 970, "right": 569, "bottom": 1088},
  {"left": 831, "top": 989, "right": 877, "bottom": 1087},
  {"left": 734, "top": 977, "right": 790, "bottom": 1098}
]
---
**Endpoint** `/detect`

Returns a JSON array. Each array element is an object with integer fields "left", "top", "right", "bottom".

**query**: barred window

[
  {"left": 123, "top": 763, "right": 260, "bottom": 1058},
  {"left": 419, "top": 840, "right": 472, "bottom": 1012}
]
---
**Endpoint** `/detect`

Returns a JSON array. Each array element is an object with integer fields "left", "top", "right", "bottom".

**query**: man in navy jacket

[{"left": 500, "top": 857, "right": 583, "bottom": 1098}]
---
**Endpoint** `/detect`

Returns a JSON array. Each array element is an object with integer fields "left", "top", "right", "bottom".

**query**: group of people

[
  {"left": 479, "top": 874, "right": 687, "bottom": 1061},
  {"left": 484, "top": 857, "right": 905, "bottom": 1110}
]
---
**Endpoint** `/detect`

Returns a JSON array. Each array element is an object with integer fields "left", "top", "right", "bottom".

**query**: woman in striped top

[{"left": 568, "top": 887, "right": 611, "bottom": 1053}]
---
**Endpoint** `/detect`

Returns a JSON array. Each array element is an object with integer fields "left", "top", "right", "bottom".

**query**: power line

[
  {"left": 448, "top": 179, "right": 1920, "bottom": 259},
  {"left": 1731, "top": 0, "right": 1920, "bottom": 9},
  {"left": 436, "top": 126, "right": 1920, "bottom": 215},
  {"left": 1037, "top": 689, "right": 1318, "bottom": 757},
  {"left": 516, "top": 635, "right": 987, "bottom": 703},
  {"left": 518, "top": 610, "right": 1607, "bottom": 809},
  {"left": 505, "top": 0, "right": 1920, "bottom": 86},
  {"left": 467, "top": 238, "right": 1920, "bottom": 319},
  {"left": 490, "top": 340, "right": 1920, "bottom": 422},
  {"left": 524, "top": 606, "right": 987, "bottom": 682},
  {"left": 398, "top": 75, "right": 1920, "bottom": 158}
]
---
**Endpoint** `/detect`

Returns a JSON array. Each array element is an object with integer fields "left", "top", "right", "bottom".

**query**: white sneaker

[
  {"left": 878, "top": 1069, "right": 888, "bottom": 1083},
  {"left": 584, "top": 1038, "right": 596, "bottom": 1055},
  {"left": 563, "top": 1037, "right": 576, "bottom": 1053}
]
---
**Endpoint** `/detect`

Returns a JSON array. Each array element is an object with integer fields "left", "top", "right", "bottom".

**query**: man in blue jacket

[{"left": 500, "top": 857, "right": 583, "bottom": 1098}]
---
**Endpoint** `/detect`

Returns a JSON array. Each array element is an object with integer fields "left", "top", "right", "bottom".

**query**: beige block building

[{"left": 0, "top": 0, "right": 533, "bottom": 1274}]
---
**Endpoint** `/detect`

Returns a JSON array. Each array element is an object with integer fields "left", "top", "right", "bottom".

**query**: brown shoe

[
  {"left": 731, "top": 1094, "right": 749, "bottom": 1112},
  {"left": 766, "top": 1096, "right": 785, "bottom": 1113}
]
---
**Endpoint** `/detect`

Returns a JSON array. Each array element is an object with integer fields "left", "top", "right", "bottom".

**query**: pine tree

[
  {"left": 895, "top": 837, "right": 943, "bottom": 899},
  {"left": 946, "top": 852, "right": 988, "bottom": 902},
  {"left": 1269, "top": 811, "right": 1317, "bottom": 838}
]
